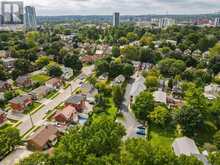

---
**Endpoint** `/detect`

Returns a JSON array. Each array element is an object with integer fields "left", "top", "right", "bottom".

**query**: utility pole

[{"left": 29, "top": 113, "right": 34, "bottom": 127}]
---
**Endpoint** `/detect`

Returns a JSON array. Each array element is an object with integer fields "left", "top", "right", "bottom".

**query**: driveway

[
  {"left": 17, "top": 65, "right": 94, "bottom": 136},
  {"left": 0, "top": 146, "right": 32, "bottom": 165},
  {"left": 7, "top": 111, "right": 27, "bottom": 121}
]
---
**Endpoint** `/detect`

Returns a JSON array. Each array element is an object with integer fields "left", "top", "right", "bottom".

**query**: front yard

[
  {"left": 23, "top": 102, "right": 42, "bottom": 114},
  {"left": 148, "top": 125, "right": 176, "bottom": 151},
  {"left": 45, "top": 90, "right": 59, "bottom": 99}
]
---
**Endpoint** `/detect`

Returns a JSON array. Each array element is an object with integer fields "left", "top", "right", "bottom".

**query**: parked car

[{"left": 136, "top": 126, "right": 146, "bottom": 136}]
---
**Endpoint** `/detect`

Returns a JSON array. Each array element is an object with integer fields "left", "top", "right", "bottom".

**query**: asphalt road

[
  {"left": 120, "top": 78, "right": 141, "bottom": 139},
  {"left": 17, "top": 65, "right": 94, "bottom": 136}
]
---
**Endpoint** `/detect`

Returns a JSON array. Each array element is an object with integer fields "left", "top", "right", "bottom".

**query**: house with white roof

[
  {"left": 204, "top": 84, "right": 220, "bottom": 100},
  {"left": 153, "top": 89, "right": 167, "bottom": 104},
  {"left": 61, "top": 66, "right": 73, "bottom": 80}
]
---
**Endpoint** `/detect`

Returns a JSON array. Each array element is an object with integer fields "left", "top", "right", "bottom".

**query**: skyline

[{"left": 0, "top": 0, "right": 220, "bottom": 16}]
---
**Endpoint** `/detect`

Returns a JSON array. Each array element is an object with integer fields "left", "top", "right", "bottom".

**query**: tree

[
  {"left": 14, "top": 59, "right": 31, "bottom": 74},
  {"left": 123, "top": 63, "right": 134, "bottom": 79},
  {"left": 112, "top": 85, "right": 124, "bottom": 108},
  {"left": 36, "top": 56, "right": 50, "bottom": 68},
  {"left": 112, "top": 46, "right": 121, "bottom": 57},
  {"left": 149, "top": 106, "right": 170, "bottom": 126},
  {"left": 175, "top": 87, "right": 208, "bottom": 136},
  {"left": 159, "top": 58, "right": 186, "bottom": 77},
  {"left": 52, "top": 117, "right": 125, "bottom": 165},
  {"left": 121, "top": 45, "right": 139, "bottom": 61},
  {"left": 16, "top": 152, "right": 50, "bottom": 165},
  {"left": 209, "top": 43, "right": 220, "bottom": 57},
  {"left": 145, "top": 76, "right": 158, "bottom": 90},
  {"left": 126, "top": 32, "right": 138, "bottom": 42},
  {"left": 213, "top": 131, "right": 220, "bottom": 149},
  {"left": 120, "top": 138, "right": 203, "bottom": 165},
  {"left": 95, "top": 60, "right": 109, "bottom": 76},
  {"left": 139, "top": 47, "right": 155, "bottom": 63},
  {"left": 64, "top": 54, "right": 82, "bottom": 74},
  {"left": 209, "top": 152, "right": 220, "bottom": 165},
  {"left": 131, "top": 91, "right": 154, "bottom": 121},
  {"left": 0, "top": 64, "right": 8, "bottom": 80},
  {"left": 0, "top": 127, "right": 21, "bottom": 159},
  {"left": 118, "top": 37, "right": 128, "bottom": 45},
  {"left": 47, "top": 63, "right": 63, "bottom": 77},
  {"left": 209, "top": 55, "right": 220, "bottom": 74},
  {"left": 140, "top": 35, "right": 154, "bottom": 46}
]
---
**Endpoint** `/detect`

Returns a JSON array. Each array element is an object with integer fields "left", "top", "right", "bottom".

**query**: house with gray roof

[
  {"left": 65, "top": 94, "right": 86, "bottom": 112},
  {"left": 112, "top": 74, "right": 125, "bottom": 86},
  {"left": 29, "top": 86, "right": 53, "bottom": 100},
  {"left": 172, "top": 137, "right": 210, "bottom": 165},
  {"left": 129, "top": 75, "right": 146, "bottom": 102}
]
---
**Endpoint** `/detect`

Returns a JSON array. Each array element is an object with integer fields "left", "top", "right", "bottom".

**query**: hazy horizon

[{"left": 1, "top": 0, "right": 220, "bottom": 16}]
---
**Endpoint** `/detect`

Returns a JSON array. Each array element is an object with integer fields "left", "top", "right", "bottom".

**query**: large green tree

[
  {"left": 0, "top": 127, "right": 21, "bottom": 159},
  {"left": 131, "top": 91, "right": 154, "bottom": 121},
  {"left": 64, "top": 54, "right": 82, "bottom": 74}
]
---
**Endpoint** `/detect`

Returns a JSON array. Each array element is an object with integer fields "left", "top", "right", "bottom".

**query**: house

[
  {"left": 16, "top": 75, "right": 32, "bottom": 88},
  {"left": 61, "top": 66, "right": 73, "bottom": 80},
  {"left": 45, "top": 78, "right": 62, "bottom": 89},
  {"left": 2, "top": 58, "right": 17, "bottom": 69},
  {"left": 129, "top": 75, "right": 146, "bottom": 102},
  {"left": 54, "top": 105, "right": 78, "bottom": 124},
  {"left": 28, "top": 125, "right": 59, "bottom": 151},
  {"left": 0, "top": 92, "right": 5, "bottom": 101},
  {"left": 0, "top": 109, "right": 7, "bottom": 125},
  {"left": 172, "top": 137, "right": 210, "bottom": 165},
  {"left": 65, "top": 94, "right": 86, "bottom": 112},
  {"left": 172, "top": 137, "right": 200, "bottom": 156},
  {"left": 204, "top": 84, "right": 220, "bottom": 100},
  {"left": 167, "top": 96, "right": 183, "bottom": 108},
  {"left": 9, "top": 95, "right": 32, "bottom": 112},
  {"left": 0, "top": 81, "right": 11, "bottom": 92},
  {"left": 166, "top": 40, "right": 177, "bottom": 46},
  {"left": 112, "top": 75, "right": 126, "bottom": 86},
  {"left": 80, "top": 83, "right": 98, "bottom": 97},
  {"left": 153, "top": 90, "right": 167, "bottom": 104},
  {"left": 80, "top": 54, "right": 104, "bottom": 63},
  {"left": 98, "top": 73, "right": 108, "bottom": 81},
  {"left": 131, "top": 61, "right": 141, "bottom": 71},
  {"left": 29, "top": 86, "right": 53, "bottom": 100},
  {"left": 172, "top": 86, "right": 184, "bottom": 98},
  {"left": 0, "top": 50, "right": 8, "bottom": 58}
]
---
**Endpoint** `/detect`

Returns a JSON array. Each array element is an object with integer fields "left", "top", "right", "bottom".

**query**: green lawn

[
  {"left": 45, "top": 90, "right": 59, "bottom": 99},
  {"left": 149, "top": 126, "right": 176, "bottom": 151},
  {"left": 92, "top": 98, "right": 118, "bottom": 122},
  {"left": 24, "top": 102, "right": 42, "bottom": 114},
  {"left": 31, "top": 74, "right": 50, "bottom": 84},
  {"left": 0, "top": 123, "right": 12, "bottom": 130}
]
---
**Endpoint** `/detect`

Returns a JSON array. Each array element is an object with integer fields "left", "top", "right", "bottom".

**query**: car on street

[{"left": 136, "top": 125, "right": 146, "bottom": 136}]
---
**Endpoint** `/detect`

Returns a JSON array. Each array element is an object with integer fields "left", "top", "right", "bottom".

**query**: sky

[{"left": 2, "top": 0, "right": 220, "bottom": 16}]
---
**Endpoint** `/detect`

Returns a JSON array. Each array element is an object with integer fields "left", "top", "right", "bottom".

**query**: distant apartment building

[
  {"left": 159, "top": 18, "right": 175, "bottom": 28},
  {"left": 113, "top": 12, "right": 120, "bottom": 27},
  {"left": 24, "top": 6, "right": 37, "bottom": 29},
  {"left": 214, "top": 18, "right": 220, "bottom": 27},
  {"left": 1, "top": 1, "right": 24, "bottom": 24}
]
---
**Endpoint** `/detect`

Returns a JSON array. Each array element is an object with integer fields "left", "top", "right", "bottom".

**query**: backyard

[{"left": 31, "top": 74, "right": 50, "bottom": 85}]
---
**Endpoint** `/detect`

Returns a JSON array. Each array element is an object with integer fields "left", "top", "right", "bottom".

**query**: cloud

[{"left": 4, "top": 0, "right": 220, "bottom": 15}]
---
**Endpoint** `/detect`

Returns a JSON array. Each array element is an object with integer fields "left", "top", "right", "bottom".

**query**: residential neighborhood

[{"left": 1, "top": 1, "right": 220, "bottom": 165}]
